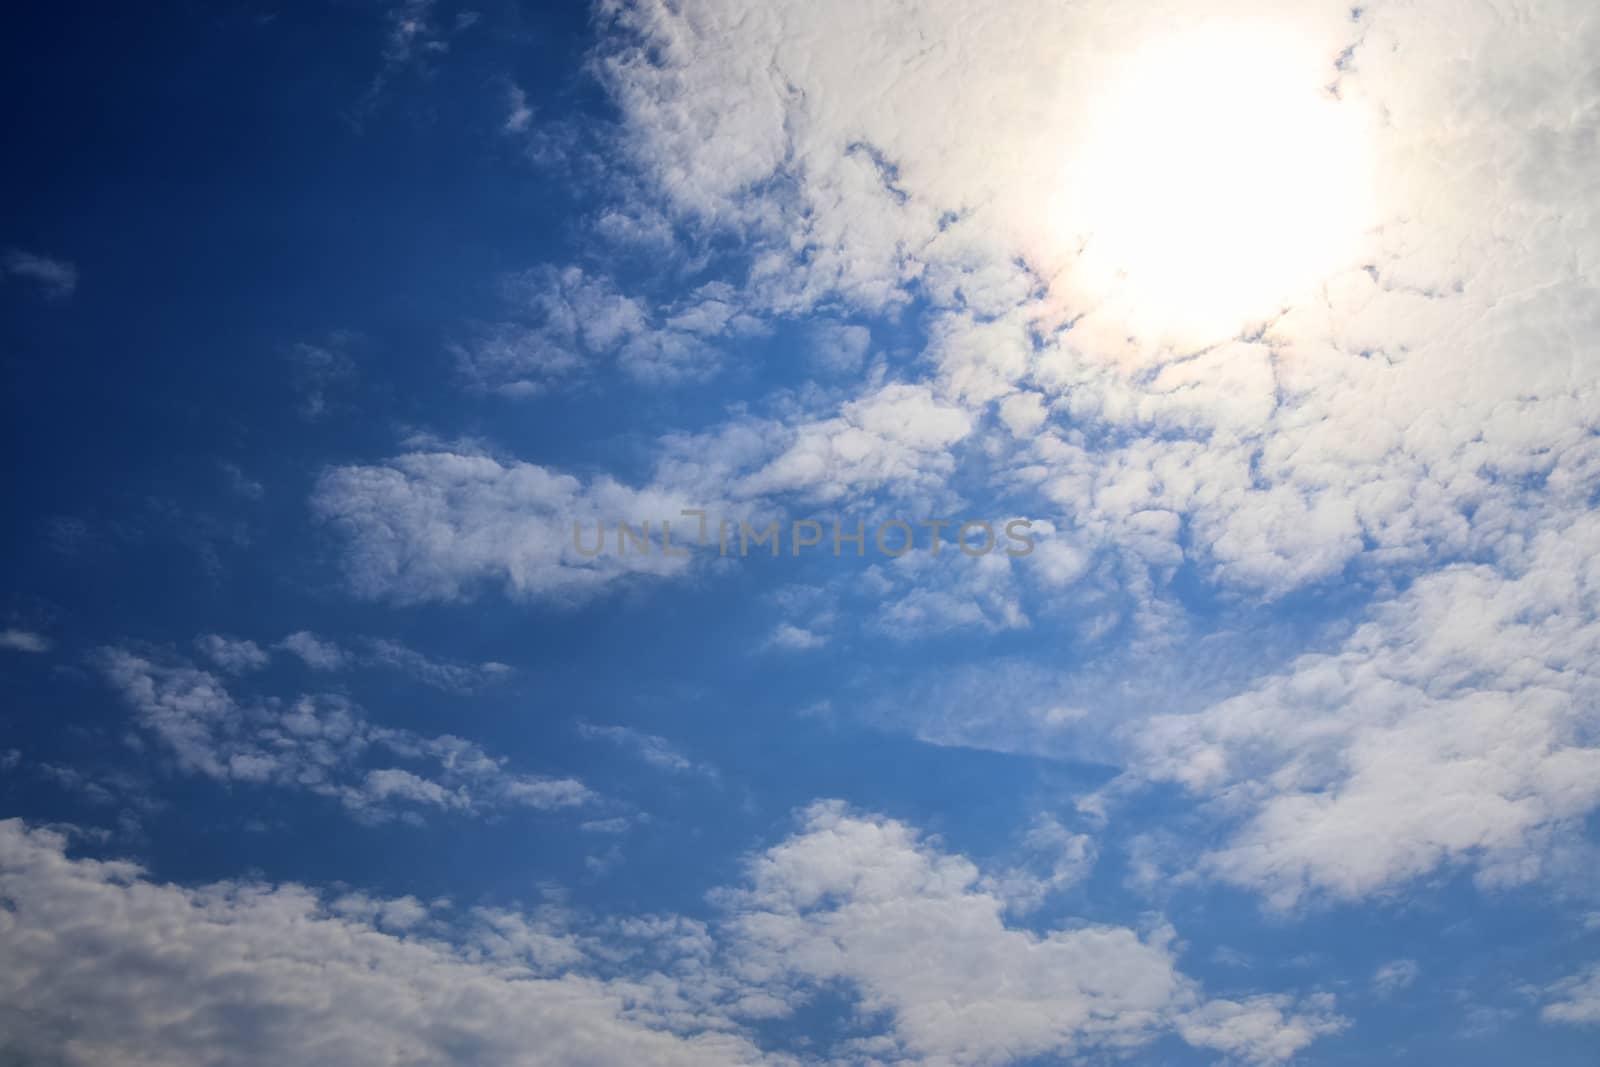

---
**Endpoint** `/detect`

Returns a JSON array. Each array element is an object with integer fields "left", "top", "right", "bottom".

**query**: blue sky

[{"left": 3, "top": 2, "right": 1600, "bottom": 1064}]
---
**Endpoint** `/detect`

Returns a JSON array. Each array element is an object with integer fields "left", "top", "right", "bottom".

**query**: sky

[{"left": 2, "top": 1, "right": 1599, "bottom": 1064}]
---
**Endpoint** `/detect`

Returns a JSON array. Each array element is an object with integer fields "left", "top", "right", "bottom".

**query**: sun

[{"left": 1056, "top": 27, "right": 1372, "bottom": 348}]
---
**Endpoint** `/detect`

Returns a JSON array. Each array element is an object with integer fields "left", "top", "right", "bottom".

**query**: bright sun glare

[{"left": 1060, "top": 28, "right": 1372, "bottom": 346}]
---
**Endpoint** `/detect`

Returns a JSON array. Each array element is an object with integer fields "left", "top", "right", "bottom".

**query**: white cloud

[
  {"left": 997, "top": 391, "right": 1048, "bottom": 437},
  {"left": 738, "top": 383, "right": 973, "bottom": 502},
  {"left": 312, "top": 448, "right": 708, "bottom": 604},
  {"left": 714, "top": 802, "right": 1343, "bottom": 1064},
  {"left": 273, "top": 631, "right": 508, "bottom": 689},
  {"left": 381, "top": 0, "right": 446, "bottom": 66},
  {"left": 307, "top": 378, "right": 1008, "bottom": 609},
  {"left": 865, "top": 548, "right": 1031, "bottom": 638},
  {"left": 0, "top": 819, "right": 772, "bottom": 1067},
  {"left": 596, "top": 0, "right": 1600, "bottom": 605},
  {"left": 363, "top": 637, "right": 512, "bottom": 692},
  {"left": 195, "top": 634, "right": 270, "bottom": 673},
  {"left": 0, "top": 628, "right": 51, "bottom": 654},
  {"left": 579, "top": 722, "right": 709, "bottom": 777},
  {"left": 504, "top": 83, "right": 533, "bottom": 132},
  {"left": 277, "top": 630, "right": 348, "bottom": 670},
  {"left": 1543, "top": 965, "right": 1600, "bottom": 1026},
  {"left": 808, "top": 320, "right": 872, "bottom": 374},
  {"left": 329, "top": 891, "right": 432, "bottom": 931},
  {"left": 1127, "top": 510, "right": 1600, "bottom": 908},
  {"left": 978, "top": 814, "right": 1098, "bottom": 914},
  {"left": 456, "top": 267, "right": 765, "bottom": 393},
  {"left": 2, "top": 249, "right": 77, "bottom": 298},
  {"left": 0, "top": 807, "right": 1344, "bottom": 1067},
  {"left": 1176, "top": 994, "right": 1346, "bottom": 1065},
  {"left": 96, "top": 648, "right": 591, "bottom": 822},
  {"left": 766, "top": 623, "right": 826, "bottom": 651},
  {"left": 1372, "top": 959, "right": 1421, "bottom": 998}
]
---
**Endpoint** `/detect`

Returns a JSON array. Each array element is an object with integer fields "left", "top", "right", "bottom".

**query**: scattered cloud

[
  {"left": 0, "top": 806, "right": 1347, "bottom": 1067},
  {"left": 353, "top": 0, "right": 479, "bottom": 116},
  {"left": 596, "top": 0, "right": 1600, "bottom": 609},
  {"left": 194, "top": 634, "right": 270, "bottom": 673},
  {"left": 455, "top": 266, "right": 765, "bottom": 394},
  {"left": 765, "top": 623, "right": 826, "bottom": 651},
  {"left": 1129, "top": 510, "right": 1600, "bottom": 909},
  {"left": 96, "top": 648, "right": 591, "bottom": 823},
  {"left": 737, "top": 383, "right": 972, "bottom": 503},
  {"left": 277, "top": 630, "right": 348, "bottom": 671}
]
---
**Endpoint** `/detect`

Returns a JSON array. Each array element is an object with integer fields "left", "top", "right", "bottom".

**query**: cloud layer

[{"left": 0, "top": 806, "right": 1343, "bottom": 1066}]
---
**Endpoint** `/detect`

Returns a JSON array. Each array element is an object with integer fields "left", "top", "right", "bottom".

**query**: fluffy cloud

[
  {"left": 858, "top": 539, "right": 1050, "bottom": 638},
  {"left": 580, "top": 0, "right": 1600, "bottom": 901},
  {"left": 596, "top": 0, "right": 1600, "bottom": 603},
  {"left": 0, "top": 820, "right": 771, "bottom": 1067},
  {"left": 312, "top": 383, "right": 980, "bottom": 606},
  {"left": 736, "top": 383, "right": 973, "bottom": 502},
  {"left": 302, "top": 0, "right": 1600, "bottom": 954},
  {"left": 1127, "top": 509, "right": 1600, "bottom": 908},
  {"left": 96, "top": 648, "right": 590, "bottom": 822},
  {"left": 0, "top": 806, "right": 1343, "bottom": 1067},
  {"left": 714, "top": 802, "right": 1343, "bottom": 1064},
  {"left": 312, "top": 449, "right": 707, "bottom": 603}
]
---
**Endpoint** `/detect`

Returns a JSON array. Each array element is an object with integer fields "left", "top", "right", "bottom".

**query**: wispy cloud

[
  {"left": 0, "top": 628, "right": 52, "bottom": 654},
  {"left": 2, "top": 249, "right": 76, "bottom": 299},
  {"left": 363, "top": 637, "right": 511, "bottom": 692},
  {"left": 1372, "top": 959, "right": 1421, "bottom": 998},
  {"left": 579, "top": 722, "right": 712, "bottom": 778},
  {"left": 96, "top": 648, "right": 590, "bottom": 823}
]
